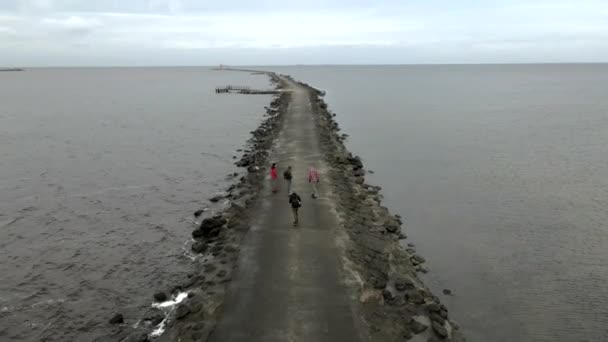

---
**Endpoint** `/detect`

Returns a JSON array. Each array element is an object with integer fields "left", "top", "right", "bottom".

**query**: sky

[{"left": 1, "top": 0, "right": 607, "bottom": 66}]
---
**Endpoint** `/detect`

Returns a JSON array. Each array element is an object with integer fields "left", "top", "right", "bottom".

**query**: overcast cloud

[{"left": 1, "top": 0, "right": 607, "bottom": 66}]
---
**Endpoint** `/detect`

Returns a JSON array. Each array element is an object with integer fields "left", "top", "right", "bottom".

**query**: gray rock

[
  {"left": 440, "top": 309, "right": 448, "bottom": 319},
  {"left": 109, "top": 313, "right": 124, "bottom": 325},
  {"left": 395, "top": 278, "right": 414, "bottom": 291},
  {"left": 443, "top": 288, "right": 452, "bottom": 295},
  {"left": 153, "top": 292, "right": 167, "bottom": 302},
  {"left": 385, "top": 221, "right": 400, "bottom": 233},
  {"left": 191, "top": 241, "right": 207, "bottom": 253},
  {"left": 416, "top": 266, "right": 429, "bottom": 274},
  {"left": 410, "top": 319, "right": 428, "bottom": 334},
  {"left": 411, "top": 255, "right": 426, "bottom": 265},
  {"left": 430, "top": 313, "right": 445, "bottom": 325},
  {"left": 432, "top": 321, "right": 448, "bottom": 338},
  {"left": 200, "top": 216, "right": 227, "bottom": 235},
  {"left": 175, "top": 303, "right": 191, "bottom": 319},
  {"left": 427, "top": 303, "right": 441, "bottom": 312},
  {"left": 406, "top": 291, "right": 425, "bottom": 304},
  {"left": 209, "top": 195, "right": 223, "bottom": 203}
]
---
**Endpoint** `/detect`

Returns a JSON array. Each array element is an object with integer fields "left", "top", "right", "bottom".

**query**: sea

[
  {"left": 264, "top": 64, "right": 608, "bottom": 342},
  {"left": 2, "top": 64, "right": 608, "bottom": 342},
  {"left": 0, "top": 67, "right": 272, "bottom": 341}
]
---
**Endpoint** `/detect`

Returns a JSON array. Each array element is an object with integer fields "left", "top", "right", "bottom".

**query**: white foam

[
  {"left": 150, "top": 318, "right": 167, "bottom": 337},
  {"left": 148, "top": 292, "right": 189, "bottom": 338},
  {"left": 151, "top": 292, "right": 188, "bottom": 309}
]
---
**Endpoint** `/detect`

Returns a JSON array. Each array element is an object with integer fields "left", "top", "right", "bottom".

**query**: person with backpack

[
  {"left": 308, "top": 166, "right": 319, "bottom": 198},
  {"left": 283, "top": 166, "right": 293, "bottom": 195},
  {"left": 288, "top": 192, "right": 302, "bottom": 226}
]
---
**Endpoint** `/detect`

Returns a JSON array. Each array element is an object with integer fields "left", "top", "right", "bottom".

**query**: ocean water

[
  {"left": 0, "top": 67, "right": 272, "bottom": 341},
  {"left": 264, "top": 64, "right": 608, "bottom": 341}
]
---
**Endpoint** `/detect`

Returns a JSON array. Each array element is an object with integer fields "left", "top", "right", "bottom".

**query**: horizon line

[{"left": 6, "top": 62, "right": 608, "bottom": 68}]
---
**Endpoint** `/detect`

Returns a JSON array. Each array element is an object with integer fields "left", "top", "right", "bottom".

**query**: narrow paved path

[{"left": 210, "top": 78, "right": 364, "bottom": 342}]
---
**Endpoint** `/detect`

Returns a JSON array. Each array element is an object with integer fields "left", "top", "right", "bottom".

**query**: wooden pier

[{"left": 215, "top": 85, "right": 279, "bottom": 95}]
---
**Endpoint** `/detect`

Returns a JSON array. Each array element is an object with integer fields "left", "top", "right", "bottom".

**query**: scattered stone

[
  {"left": 199, "top": 215, "right": 227, "bottom": 236},
  {"left": 192, "top": 228, "right": 204, "bottom": 239},
  {"left": 407, "top": 243, "right": 415, "bottom": 247},
  {"left": 398, "top": 233, "right": 407, "bottom": 240},
  {"left": 427, "top": 303, "right": 441, "bottom": 312},
  {"left": 385, "top": 220, "right": 400, "bottom": 233},
  {"left": 109, "top": 313, "right": 124, "bottom": 325},
  {"left": 430, "top": 313, "right": 445, "bottom": 325},
  {"left": 153, "top": 292, "right": 167, "bottom": 302},
  {"left": 193, "top": 209, "right": 205, "bottom": 218},
  {"left": 411, "top": 255, "right": 426, "bottom": 265},
  {"left": 188, "top": 292, "right": 195, "bottom": 298},
  {"left": 395, "top": 278, "right": 414, "bottom": 291},
  {"left": 382, "top": 289, "right": 394, "bottom": 301},
  {"left": 217, "top": 270, "right": 227, "bottom": 278},
  {"left": 175, "top": 303, "right": 191, "bottom": 319},
  {"left": 147, "top": 313, "right": 164, "bottom": 326},
  {"left": 440, "top": 309, "right": 448, "bottom": 319},
  {"left": 405, "top": 291, "right": 425, "bottom": 304},
  {"left": 416, "top": 267, "right": 429, "bottom": 274},
  {"left": 191, "top": 241, "right": 207, "bottom": 253},
  {"left": 410, "top": 319, "right": 428, "bottom": 334},
  {"left": 432, "top": 321, "right": 448, "bottom": 338},
  {"left": 442, "top": 288, "right": 452, "bottom": 295}
]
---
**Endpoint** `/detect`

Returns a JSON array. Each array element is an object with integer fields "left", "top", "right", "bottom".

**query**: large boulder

[
  {"left": 153, "top": 292, "right": 167, "bottom": 302},
  {"left": 200, "top": 216, "right": 227, "bottom": 235},
  {"left": 191, "top": 241, "right": 207, "bottom": 253}
]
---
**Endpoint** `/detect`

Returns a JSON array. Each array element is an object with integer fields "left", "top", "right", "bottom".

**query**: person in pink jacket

[
  {"left": 308, "top": 166, "right": 319, "bottom": 198},
  {"left": 270, "top": 163, "right": 278, "bottom": 193}
]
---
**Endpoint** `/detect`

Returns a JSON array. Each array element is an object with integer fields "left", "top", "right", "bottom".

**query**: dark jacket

[
  {"left": 289, "top": 193, "right": 301, "bottom": 208},
  {"left": 283, "top": 169, "right": 292, "bottom": 180}
]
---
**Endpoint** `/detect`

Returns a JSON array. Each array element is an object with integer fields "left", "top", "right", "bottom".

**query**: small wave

[
  {"left": 149, "top": 292, "right": 189, "bottom": 338},
  {"left": 151, "top": 292, "right": 188, "bottom": 309}
]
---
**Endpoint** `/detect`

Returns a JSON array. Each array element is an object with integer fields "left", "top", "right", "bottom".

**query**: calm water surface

[
  {"left": 266, "top": 64, "right": 608, "bottom": 342},
  {"left": 0, "top": 67, "right": 271, "bottom": 341}
]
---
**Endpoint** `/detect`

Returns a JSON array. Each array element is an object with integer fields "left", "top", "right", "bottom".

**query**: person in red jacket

[
  {"left": 270, "top": 163, "right": 278, "bottom": 193},
  {"left": 308, "top": 166, "right": 319, "bottom": 198}
]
